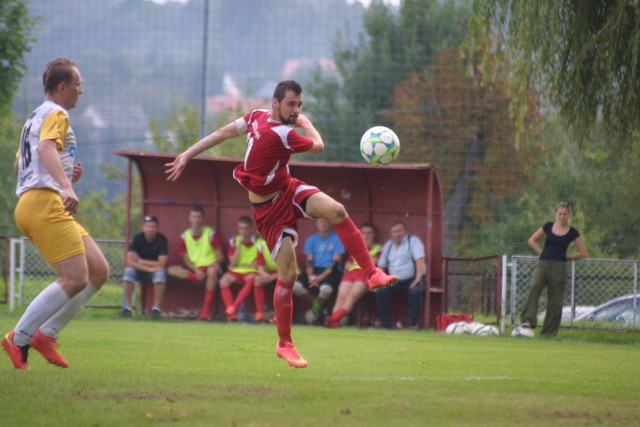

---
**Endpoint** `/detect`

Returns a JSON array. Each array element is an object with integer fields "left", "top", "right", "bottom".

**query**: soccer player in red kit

[{"left": 165, "top": 80, "right": 397, "bottom": 368}]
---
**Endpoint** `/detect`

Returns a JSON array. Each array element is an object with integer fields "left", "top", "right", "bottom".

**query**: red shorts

[
  {"left": 252, "top": 177, "right": 319, "bottom": 259},
  {"left": 341, "top": 269, "right": 367, "bottom": 284},
  {"left": 223, "top": 270, "right": 255, "bottom": 285}
]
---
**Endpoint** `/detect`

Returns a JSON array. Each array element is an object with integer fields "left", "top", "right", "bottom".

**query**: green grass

[{"left": 1, "top": 310, "right": 640, "bottom": 426}]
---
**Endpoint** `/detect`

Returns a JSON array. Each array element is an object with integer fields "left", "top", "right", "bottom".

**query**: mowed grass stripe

[{"left": 1, "top": 316, "right": 639, "bottom": 426}]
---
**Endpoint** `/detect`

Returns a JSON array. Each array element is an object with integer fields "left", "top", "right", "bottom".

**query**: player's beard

[{"left": 278, "top": 107, "right": 297, "bottom": 125}]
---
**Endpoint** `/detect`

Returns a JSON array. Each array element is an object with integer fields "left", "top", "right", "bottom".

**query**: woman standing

[{"left": 521, "top": 202, "right": 588, "bottom": 336}]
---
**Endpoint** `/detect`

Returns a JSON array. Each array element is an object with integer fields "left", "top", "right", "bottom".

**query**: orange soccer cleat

[
  {"left": 31, "top": 330, "right": 69, "bottom": 368},
  {"left": 276, "top": 341, "right": 308, "bottom": 368},
  {"left": 2, "top": 331, "right": 30, "bottom": 370},
  {"left": 367, "top": 268, "right": 397, "bottom": 292}
]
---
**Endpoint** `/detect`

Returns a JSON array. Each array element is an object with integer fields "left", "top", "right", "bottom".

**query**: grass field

[{"left": 1, "top": 308, "right": 640, "bottom": 427}]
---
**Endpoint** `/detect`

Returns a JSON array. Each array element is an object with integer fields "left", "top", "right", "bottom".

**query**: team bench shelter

[{"left": 115, "top": 151, "right": 444, "bottom": 329}]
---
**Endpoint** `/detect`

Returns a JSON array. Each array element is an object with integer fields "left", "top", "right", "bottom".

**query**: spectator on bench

[
  {"left": 293, "top": 219, "right": 345, "bottom": 325},
  {"left": 375, "top": 221, "right": 426, "bottom": 329},
  {"left": 325, "top": 223, "right": 382, "bottom": 328},
  {"left": 121, "top": 215, "right": 168, "bottom": 318},
  {"left": 222, "top": 216, "right": 262, "bottom": 321},
  {"left": 167, "top": 205, "right": 225, "bottom": 320}
]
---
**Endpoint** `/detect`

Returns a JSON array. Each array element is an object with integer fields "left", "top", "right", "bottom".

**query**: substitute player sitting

[
  {"left": 221, "top": 216, "right": 261, "bottom": 320},
  {"left": 325, "top": 223, "right": 382, "bottom": 328},
  {"left": 166, "top": 80, "right": 397, "bottom": 368},
  {"left": 168, "top": 205, "right": 225, "bottom": 320}
]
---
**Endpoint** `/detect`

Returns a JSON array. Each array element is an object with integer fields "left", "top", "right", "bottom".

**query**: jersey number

[{"left": 20, "top": 124, "right": 32, "bottom": 170}]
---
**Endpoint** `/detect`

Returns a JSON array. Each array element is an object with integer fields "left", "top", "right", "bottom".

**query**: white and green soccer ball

[
  {"left": 472, "top": 324, "right": 500, "bottom": 336},
  {"left": 444, "top": 321, "right": 468, "bottom": 335},
  {"left": 360, "top": 126, "right": 400, "bottom": 166},
  {"left": 511, "top": 325, "right": 535, "bottom": 338}
]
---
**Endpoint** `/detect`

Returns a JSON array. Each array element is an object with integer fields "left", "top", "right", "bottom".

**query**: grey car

[{"left": 575, "top": 294, "right": 640, "bottom": 326}]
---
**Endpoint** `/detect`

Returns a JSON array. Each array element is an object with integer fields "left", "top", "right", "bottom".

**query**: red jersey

[{"left": 232, "top": 109, "right": 314, "bottom": 196}]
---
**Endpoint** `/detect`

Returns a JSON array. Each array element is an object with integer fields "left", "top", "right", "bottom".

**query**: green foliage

[
  {"left": 0, "top": 0, "right": 36, "bottom": 117},
  {"left": 306, "top": 0, "right": 471, "bottom": 161},
  {"left": 149, "top": 99, "right": 247, "bottom": 158},
  {"left": 466, "top": 0, "right": 640, "bottom": 144},
  {"left": 0, "top": 115, "right": 21, "bottom": 237}
]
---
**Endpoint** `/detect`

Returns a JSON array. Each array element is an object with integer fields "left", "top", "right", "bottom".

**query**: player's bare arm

[
  {"left": 38, "top": 139, "right": 79, "bottom": 214},
  {"left": 165, "top": 122, "right": 240, "bottom": 181},
  {"left": 295, "top": 114, "right": 324, "bottom": 153}
]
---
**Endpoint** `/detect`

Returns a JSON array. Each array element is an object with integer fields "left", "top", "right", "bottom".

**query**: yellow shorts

[{"left": 15, "top": 189, "right": 87, "bottom": 264}]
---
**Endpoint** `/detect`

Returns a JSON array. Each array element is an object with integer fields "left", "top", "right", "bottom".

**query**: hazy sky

[{"left": 149, "top": 0, "right": 401, "bottom": 6}]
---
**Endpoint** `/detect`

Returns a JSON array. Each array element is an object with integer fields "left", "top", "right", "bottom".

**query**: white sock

[
  {"left": 39, "top": 283, "right": 98, "bottom": 339},
  {"left": 13, "top": 282, "right": 69, "bottom": 346}
]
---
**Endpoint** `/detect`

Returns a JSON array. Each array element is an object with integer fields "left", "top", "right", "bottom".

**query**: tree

[
  {"left": 384, "top": 49, "right": 543, "bottom": 254},
  {"left": 0, "top": 0, "right": 36, "bottom": 117},
  {"left": 466, "top": 0, "right": 640, "bottom": 144},
  {"left": 306, "top": 0, "right": 470, "bottom": 161}
]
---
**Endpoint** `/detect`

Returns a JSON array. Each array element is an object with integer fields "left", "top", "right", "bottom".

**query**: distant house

[
  {"left": 281, "top": 57, "right": 336, "bottom": 80},
  {"left": 82, "top": 103, "right": 152, "bottom": 146},
  {"left": 207, "top": 74, "right": 267, "bottom": 122}
]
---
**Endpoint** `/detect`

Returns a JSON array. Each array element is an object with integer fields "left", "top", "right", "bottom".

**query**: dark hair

[
  {"left": 361, "top": 222, "right": 378, "bottom": 235},
  {"left": 273, "top": 80, "right": 302, "bottom": 102},
  {"left": 238, "top": 215, "right": 253, "bottom": 225},
  {"left": 390, "top": 220, "right": 406, "bottom": 229},
  {"left": 143, "top": 214, "right": 158, "bottom": 224},
  {"left": 191, "top": 205, "right": 204, "bottom": 214},
  {"left": 43, "top": 57, "right": 77, "bottom": 94}
]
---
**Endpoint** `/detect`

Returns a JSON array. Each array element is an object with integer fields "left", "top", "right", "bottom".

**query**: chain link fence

[
  {"left": 442, "top": 255, "right": 503, "bottom": 325},
  {"left": 7, "top": 238, "right": 126, "bottom": 310},
  {"left": 510, "top": 256, "right": 639, "bottom": 330}
]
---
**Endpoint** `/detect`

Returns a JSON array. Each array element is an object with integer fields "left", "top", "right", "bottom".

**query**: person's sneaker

[
  {"left": 120, "top": 308, "right": 132, "bottom": 318},
  {"left": 31, "top": 330, "right": 69, "bottom": 368},
  {"left": 268, "top": 315, "right": 277, "bottom": 325},
  {"left": 367, "top": 268, "right": 397, "bottom": 292},
  {"left": 324, "top": 315, "right": 340, "bottom": 328},
  {"left": 275, "top": 341, "right": 308, "bottom": 368},
  {"left": 254, "top": 313, "right": 266, "bottom": 323},
  {"left": 151, "top": 308, "right": 161, "bottom": 319},
  {"left": 2, "top": 331, "right": 30, "bottom": 370},
  {"left": 226, "top": 308, "right": 238, "bottom": 321}
]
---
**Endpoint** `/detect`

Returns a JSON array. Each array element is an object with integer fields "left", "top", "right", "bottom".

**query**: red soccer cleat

[
  {"left": 31, "top": 330, "right": 69, "bottom": 368},
  {"left": 324, "top": 315, "right": 340, "bottom": 328},
  {"left": 2, "top": 331, "right": 30, "bottom": 370},
  {"left": 225, "top": 306, "right": 238, "bottom": 321},
  {"left": 276, "top": 341, "right": 308, "bottom": 368},
  {"left": 367, "top": 268, "right": 397, "bottom": 292}
]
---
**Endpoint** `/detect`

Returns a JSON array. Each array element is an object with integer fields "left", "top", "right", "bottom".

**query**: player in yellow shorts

[{"left": 2, "top": 58, "right": 110, "bottom": 370}]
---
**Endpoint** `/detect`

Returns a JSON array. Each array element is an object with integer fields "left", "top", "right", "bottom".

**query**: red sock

[
  {"left": 333, "top": 307, "right": 348, "bottom": 322},
  {"left": 200, "top": 289, "right": 215, "bottom": 318},
  {"left": 334, "top": 217, "right": 376, "bottom": 277},
  {"left": 254, "top": 284, "right": 265, "bottom": 315},
  {"left": 273, "top": 280, "right": 293, "bottom": 344},
  {"left": 220, "top": 286, "right": 234, "bottom": 309},
  {"left": 233, "top": 278, "right": 254, "bottom": 308}
]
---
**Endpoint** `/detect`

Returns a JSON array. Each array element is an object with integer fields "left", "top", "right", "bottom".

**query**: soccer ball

[
  {"left": 360, "top": 126, "right": 400, "bottom": 166},
  {"left": 445, "top": 321, "right": 468, "bottom": 335},
  {"left": 304, "top": 309, "right": 315, "bottom": 324},
  {"left": 511, "top": 326, "right": 535, "bottom": 338},
  {"left": 473, "top": 324, "right": 500, "bottom": 336},
  {"left": 464, "top": 321, "right": 485, "bottom": 335}
]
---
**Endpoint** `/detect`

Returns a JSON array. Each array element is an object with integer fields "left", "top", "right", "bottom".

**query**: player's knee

[
  {"left": 319, "top": 284, "right": 333, "bottom": 299},
  {"left": 90, "top": 263, "right": 109, "bottom": 288}
]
